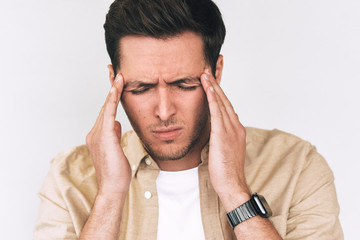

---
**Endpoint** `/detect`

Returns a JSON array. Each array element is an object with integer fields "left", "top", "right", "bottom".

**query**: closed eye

[
  {"left": 171, "top": 77, "right": 201, "bottom": 91},
  {"left": 177, "top": 85, "right": 198, "bottom": 91},
  {"left": 124, "top": 82, "right": 156, "bottom": 95},
  {"left": 130, "top": 87, "right": 150, "bottom": 95}
]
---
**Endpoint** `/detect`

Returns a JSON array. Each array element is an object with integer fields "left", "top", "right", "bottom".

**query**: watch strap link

[{"left": 226, "top": 200, "right": 257, "bottom": 229}]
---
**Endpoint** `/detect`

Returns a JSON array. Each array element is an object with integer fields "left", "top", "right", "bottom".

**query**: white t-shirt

[{"left": 156, "top": 167, "right": 206, "bottom": 240}]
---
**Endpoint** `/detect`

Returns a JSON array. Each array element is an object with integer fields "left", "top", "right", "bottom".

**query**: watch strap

[{"left": 226, "top": 199, "right": 257, "bottom": 229}]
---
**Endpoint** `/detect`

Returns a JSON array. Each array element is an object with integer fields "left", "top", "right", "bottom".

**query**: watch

[{"left": 226, "top": 193, "right": 272, "bottom": 229}]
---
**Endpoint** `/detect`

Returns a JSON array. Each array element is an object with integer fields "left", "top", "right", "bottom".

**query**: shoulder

[
  {"left": 245, "top": 126, "right": 309, "bottom": 147},
  {"left": 245, "top": 126, "right": 318, "bottom": 163},
  {"left": 49, "top": 130, "right": 139, "bottom": 178},
  {"left": 44, "top": 145, "right": 96, "bottom": 201},
  {"left": 244, "top": 126, "right": 333, "bottom": 190},
  {"left": 50, "top": 145, "right": 92, "bottom": 177}
]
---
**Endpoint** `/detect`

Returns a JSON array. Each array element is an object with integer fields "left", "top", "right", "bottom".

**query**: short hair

[{"left": 104, "top": 0, "right": 226, "bottom": 76}]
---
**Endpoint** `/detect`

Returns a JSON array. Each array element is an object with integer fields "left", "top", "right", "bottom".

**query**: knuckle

[
  {"left": 86, "top": 131, "right": 101, "bottom": 147},
  {"left": 86, "top": 133, "right": 92, "bottom": 145},
  {"left": 238, "top": 126, "right": 246, "bottom": 137},
  {"left": 211, "top": 110, "right": 223, "bottom": 119}
]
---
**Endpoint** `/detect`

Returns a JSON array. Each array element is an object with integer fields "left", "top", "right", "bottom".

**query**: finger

[
  {"left": 93, "top": 105, "right": 106, "bottom": 129},
  {"left": 200, "top": 74, "right": 226, "bottom": 133},
  {"left": 204, "top": 70, "right": 234, "bottom": 114},
  {"left": 203, "top": 70, "right": 243, "bottom": 128},
  {"left": 102, "top": 75, "right": 123, "bottom": 131},
  {"left": 102, "top": 87, "right": 119, "bottom": 131},
  {"left": 113, "top": 74, "right": 125, "bottom": 102},
  {"left": 90, "top": 74, "right": 125, "bottom": 138},
  {"left": 201, "top": 72, "right": 233, "bottom": 129},
  {"left": 89, "top": 96, "right": 107, "bottom": 136}
]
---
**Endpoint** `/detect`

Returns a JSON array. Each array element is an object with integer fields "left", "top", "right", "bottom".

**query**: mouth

[{"left": 152, "top": 127, "right": 183, "bottom": 142}]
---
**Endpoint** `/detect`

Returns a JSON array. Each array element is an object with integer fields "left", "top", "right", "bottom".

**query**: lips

[{"left": 152, "top": 128, "right": 183, "bottom": 141}]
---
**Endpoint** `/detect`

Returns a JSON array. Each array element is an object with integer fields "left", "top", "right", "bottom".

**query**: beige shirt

[{"left": 34, "top": 127, "right": 343, "bottom": 239}]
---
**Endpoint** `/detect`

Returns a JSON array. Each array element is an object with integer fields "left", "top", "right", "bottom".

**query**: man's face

[{"left": 119, "top": 32, "right": 211, "bottom": 161}]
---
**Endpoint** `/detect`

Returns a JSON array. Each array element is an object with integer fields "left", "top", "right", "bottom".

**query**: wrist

[
  {"left": 97, "top": 177, "right": 131, "bottom": 197},
  {"left": 218, "top": 189, "right": 251, "bottom": 212},
  {"left": 226, "top": 193, "right": 274, "bottom": 230},
  {"left": 96, "top": 188, "right": 128, "bottom": 203}
]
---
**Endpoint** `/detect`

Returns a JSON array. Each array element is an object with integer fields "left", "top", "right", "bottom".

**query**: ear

[
  {"left": 107, "top": 64, "right": 115, "bottom": 85},
  {"left": 214, "top": 54, "right": 224, "bottom": 84}
]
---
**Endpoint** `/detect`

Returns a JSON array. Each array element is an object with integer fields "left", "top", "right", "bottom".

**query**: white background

[{"left": 0, "top": 0, "right": 359, "bottom": 239}]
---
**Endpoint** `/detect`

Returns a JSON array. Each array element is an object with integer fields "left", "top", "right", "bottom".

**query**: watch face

[{"left": 252, "top": 193, "right": 273, "bottom": 218}]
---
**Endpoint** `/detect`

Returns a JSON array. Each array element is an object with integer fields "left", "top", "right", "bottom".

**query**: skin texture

[
  {"left": 80, "top": 32, "right": 282, "bottom": 239},
  {"left": 81, "top": 76, "right": 129, "bottom": 240},
  {"left": 118, "top": 32, "right": 211, "bottom": 170}
]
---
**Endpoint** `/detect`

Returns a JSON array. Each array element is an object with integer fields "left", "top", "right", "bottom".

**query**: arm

[
  {"left": 79, "top": 74, "right": 131, "bottom": 240},
  {"left": 34, "top": 171, "right": 78, "bottom": 240},
  {"left": 286, "top": 147, "right": 343, "bottom": 239},
  {"left": 200, "top": 69, "right": 282, "bottom": 239}
]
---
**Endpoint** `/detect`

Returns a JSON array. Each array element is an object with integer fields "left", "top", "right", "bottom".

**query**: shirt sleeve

[
  {"left": 33, "top": 168, "right": 78, "bottom": 240},
  {"left": 285, "top": 146, "right": 343, "bottom": 240}
]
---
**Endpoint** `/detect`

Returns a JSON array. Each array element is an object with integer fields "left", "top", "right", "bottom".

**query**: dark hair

[{"left": 104, "top": 0, "right": 226, "bottom": 76}]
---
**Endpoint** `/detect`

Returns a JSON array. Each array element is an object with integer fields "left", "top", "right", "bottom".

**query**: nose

[{"left": 154, "top": 87, "right": 176, "bottom": 121}]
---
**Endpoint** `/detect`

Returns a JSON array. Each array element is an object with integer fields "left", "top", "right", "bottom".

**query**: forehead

[{"left": 119, "top": 32, "right": 206, "bottom": 82}]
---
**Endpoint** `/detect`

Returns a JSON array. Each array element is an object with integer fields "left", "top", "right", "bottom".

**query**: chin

[{"left": 143, "top": 139, "right": 194, "bottom": 161}]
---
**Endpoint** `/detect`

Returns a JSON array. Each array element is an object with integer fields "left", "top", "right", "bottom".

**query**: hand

[
  {"left": 86, "top": 74, "right": 131, "bottom": 197},
  {"left": 200, "top": 69, "right": 251, "bottom": 211}
]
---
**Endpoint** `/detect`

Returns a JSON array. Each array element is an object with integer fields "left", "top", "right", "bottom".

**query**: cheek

[
  {"left": 121, "top": 95, "right": 148, "bottom": 127},
  {"left": 178, "top": 89, "right": 209, "bottom": 115},
  {"left": 190, "top": 88, "right": 207, "bottom": 107},
  {"left": 122, "top": 93, "right": 147, "bottom": 112}
]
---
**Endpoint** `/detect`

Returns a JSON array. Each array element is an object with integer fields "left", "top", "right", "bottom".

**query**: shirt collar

[
  {"left": 122, "top": 131, "right": 150, "bottom": 176},
  {"left": 123, "top": 130, "right": 250, "bottom": 174}
]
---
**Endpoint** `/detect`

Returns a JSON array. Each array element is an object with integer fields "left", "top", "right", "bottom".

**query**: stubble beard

[{"left": 131, "top": 108, "right": 210, "bottom": 161}]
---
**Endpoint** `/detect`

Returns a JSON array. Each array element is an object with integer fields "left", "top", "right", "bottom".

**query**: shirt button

[
  {"left": 131, "top": 164, "right": 137, "bottom": 171},
  {"left": 145, "top": 158, "right": 152, "bottom": 165},
  {"left": 144, "top": 191, "right": 152, "bottom": 199}
]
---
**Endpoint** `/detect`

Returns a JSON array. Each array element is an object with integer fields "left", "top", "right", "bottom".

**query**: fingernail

[
  {"left": 209, "top": 86, "right": 214, "bottom": 92},
  {"left": 115, "top": 75, "right": 121, "bottom": 82},
  {"left": 205, "top": 69, "right": 211, "bottom": 74}
]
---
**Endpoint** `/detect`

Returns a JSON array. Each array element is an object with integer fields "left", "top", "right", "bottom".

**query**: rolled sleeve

[
  {"left": 286, "top": 147, "right": 343, "bottom": 240},
  {"left": 34, "top": 166, "right": 77, "bottom": 240}
]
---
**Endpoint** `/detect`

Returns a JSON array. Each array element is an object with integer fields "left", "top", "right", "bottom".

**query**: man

[{"left": 34, "top": 0, "right": 343, "bottom": 239}]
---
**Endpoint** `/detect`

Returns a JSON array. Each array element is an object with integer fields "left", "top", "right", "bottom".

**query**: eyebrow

[
  {"left": 168, "top": 77, "right": 201, "bottom": 86},
  {"left": 124, "top": 77, "right": 201, "bottom": 89},
  {"left": 123, "top": 81, "right": 157, "bottom": 90}
]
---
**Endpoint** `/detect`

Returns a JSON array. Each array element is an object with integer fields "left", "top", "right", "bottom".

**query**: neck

[{"left": 155, "top": 150, "right": 202, "bottom": 171}]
